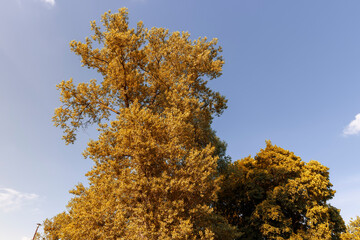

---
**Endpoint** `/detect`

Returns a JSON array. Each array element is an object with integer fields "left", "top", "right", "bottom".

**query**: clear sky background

[{"left": 1, "top": 0, "right": 360, "bottom": 239}]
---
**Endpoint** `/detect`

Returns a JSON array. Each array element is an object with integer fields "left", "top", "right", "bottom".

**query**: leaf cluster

[{"left": 341, "top": 216, "right": 360, "bottom": 240}]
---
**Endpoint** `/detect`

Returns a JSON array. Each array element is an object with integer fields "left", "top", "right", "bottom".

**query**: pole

[{"left": 32, "top": 223, "right": 41, "bottom": 240}]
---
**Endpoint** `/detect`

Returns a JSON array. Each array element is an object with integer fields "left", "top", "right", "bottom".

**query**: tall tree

[
  {"left": 216, "top": 141, "right": 345, "bottom": 240},
  {"left": 45, "top": 8, "right": 238, "bottom": 240}
]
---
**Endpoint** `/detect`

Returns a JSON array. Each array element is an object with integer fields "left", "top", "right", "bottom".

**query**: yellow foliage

[
  {"left": 341, "top": 217, "right": 360, "bottom": 240},
  {"left": 45, "top": 8, "right": 238, "bottom": 240}
]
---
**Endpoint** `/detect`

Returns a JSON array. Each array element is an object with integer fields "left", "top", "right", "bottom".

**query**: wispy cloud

[
  {"left": 15, "top": 0, "right": 56, "bottom": 8},
  {"left": 0, "top": 188, "right": 39, "bottom": 212},
  {"left": 40, "top": 0, "right": 55, "bottom": 7},
  {"left": 343, "top": 113, "right": 360, "bottom": 136}
]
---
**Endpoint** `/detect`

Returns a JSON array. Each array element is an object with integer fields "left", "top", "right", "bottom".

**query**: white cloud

[
  {"left": 40, "top": 0, "right": 55, "bottom": 7},
  {"left": 343, "top": 113, "right": 360, "bottom": 136},
  {"left": 0, "top": 188, "right": 39, "bottom": 212},
  {"left": 21, "top": 237, "right": 32, "bottom": 240}
]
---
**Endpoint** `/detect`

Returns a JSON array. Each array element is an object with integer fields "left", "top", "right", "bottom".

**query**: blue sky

[{"left": 1, "top": 0, "right": 360, "bottom": 239}]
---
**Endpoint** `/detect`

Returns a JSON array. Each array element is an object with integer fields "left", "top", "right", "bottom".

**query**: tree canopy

[
  {"left": 43, "top": 8, "right": 348, "bottom": 240},
  {"left": 44, "top": 8, "right": 238, "bottom": 240},
  {"left": 215, "top": 141, "right": 345, "bottom": 240}
]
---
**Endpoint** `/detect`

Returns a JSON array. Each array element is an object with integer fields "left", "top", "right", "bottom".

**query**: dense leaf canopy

[{"left": 216, "top": 141, "right": 345, "bottom": 240}]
